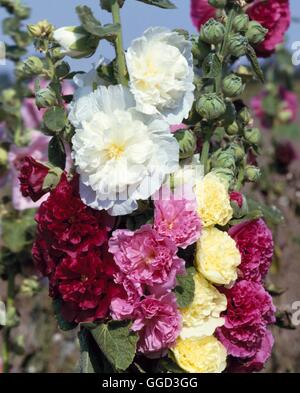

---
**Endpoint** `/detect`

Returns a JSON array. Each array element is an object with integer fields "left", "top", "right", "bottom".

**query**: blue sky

[{"left": 0, "top": 0, "right": 299, "bottom": 73}]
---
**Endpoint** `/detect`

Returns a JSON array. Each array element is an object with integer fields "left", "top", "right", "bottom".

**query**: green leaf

[
  {"left": 78, "top": 329, "right": 115, "bottom": 373},
  {"left": 174, "top": 266, "right": 195, "bottom": 308},
  {"left": 246, "top": 45, "right": 264, "bottom": 83},
  {"left": 48, "top": 136, "right": 66, "bottom": 170},
  {"left": 247, "top": 198, "right": 284, "bottom": 226},
  {"left": 43, "top": 107, "right": 66, "bottom": 132},
  {"left": 2, "top": 210, "right": 36, "bottom": 253},
  {"left": 76, "top": 5, "right": 120, "bottom": 38},
  {"left": 53, "top": 299, "right": 77, "bottom": 331},
  {"left": 91, "top": 320, "right": 138, "bottom": 371},
  {"left": 136, "top": 0, "right": 176, "bottom": 9}
]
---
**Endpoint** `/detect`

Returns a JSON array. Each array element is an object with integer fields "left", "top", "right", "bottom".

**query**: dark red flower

[
  {"left": 18, "top": 156, "right": 49, "bottom": 202},
  {"left": 247, "top": 0, "right": 290, "bottom": 57},
  {"left": 55, "top": 247, "right": 124, "bottom": 323},
  {"left": 35, "top": 173, "right": 111, "bottom": 254},
  {"left": 275, "top": 140, "right": 298, "bottom": 169},
  {"left": 32, "top": 173, "right": 120, "bottom": 323}
]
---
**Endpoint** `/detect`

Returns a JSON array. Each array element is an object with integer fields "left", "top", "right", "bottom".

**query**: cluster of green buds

[{"left": 188, "top": 0, "right": 268, "bottom": 191}]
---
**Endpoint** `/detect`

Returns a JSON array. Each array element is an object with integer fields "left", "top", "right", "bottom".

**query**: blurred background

[{"left": 0, "top": 0, "right": 300, "bottom": 373}]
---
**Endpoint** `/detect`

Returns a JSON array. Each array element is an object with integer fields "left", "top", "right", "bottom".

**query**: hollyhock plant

[
  {"left": 247, "top": 0, "right": 290, "bottom": 57},
  {"left": 18, "top": 156, "right": 49, "bottom": 202},
  {"left": 131, "top": 293, "right": 181, "bottom": 355},
  {"left": 154, "top": 197, "right": 202, "bottom": 249},
  {"left": 13, "top": 0, "right": 283, "bottom": 374},
  {"left": 229, "top": 219, "right": 273, "bottom": 283},
  {"left": 216, "top": 280, "right": 275, "bottom": 362}
]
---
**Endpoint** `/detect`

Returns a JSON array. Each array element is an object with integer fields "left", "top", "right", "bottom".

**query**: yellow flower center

[{"left": 106, "top": 143, "right": 124, "bottom": 160}]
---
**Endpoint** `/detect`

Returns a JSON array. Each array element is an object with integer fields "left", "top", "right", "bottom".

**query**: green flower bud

[
  {"left": 0, "top": 146, "right": 8, "bottom": 167},
  {"left": 244, "top": 127, "right": 261, "bottom": 145},
  {"left": 208, "top": 0, "right": 227, "bottom": 8},
  {"left": 226, "top": 121, "right": 240, "bottom": 136},
  {"left": 232, "top": 14, "right": 249, "bottom": 32},
  {"left": 16, "top": 56, "right": 44, "bottom": 78},
  {"left": 210, "top": 167, "right": 235, "bottom": 189},
  {"left": 237, "top": 106, "right": 252, "bottom": 126},
  {"left": 245, "top": 165, "right": 261, "bottom": 182},
  {"left": 200, "top": 19, "right": 225, "bottom": 45},
  {"left": 246, "top": 21, "right": 268, "bottom": 45},
  {"left": 27, "top": 20, "right": 54, "bottom": 38},
  {"left": 230, "top": 142, "right": 245, "bottom": 161},
  {"left": 53, "top": 26, "right": 99, "bottom": 59},
  {"left": 174, "top": 129, "right": 197, "bottom": 159},
  {"left": 20, "top": 277, "right": 40, "bottom": 297},
  {"left": 228, "top": 34, "right": 248, "bottom": 57},
  {"left": 211, "top": 149, "right": 236, "bottom": 170},
  {"left": 35, "top": 88, "right": 58, "bottom": 109},
  {"left": 196, "top": 93, "right": 226, "bottom": 120},
  {"left": 15, "top": 5, "right": 30, "bottom": 19},
  {"left": 222, "top": 74, "right": 245, "bottom": 97}
]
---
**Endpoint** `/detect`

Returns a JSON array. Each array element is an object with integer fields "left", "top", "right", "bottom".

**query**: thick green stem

[
  {"left": 200, "top": 131, "right": 212, "bottom": 174},
  {"left": 111, "top": 0, "right": 128, "bottom": 85},
  {"left": 215, "top": 9, "right": 236, "bottom": 94},
  {"left": 2, "top": 272, "right": 15, "bottom": 373},
  {"left": 235, "top": 158, "right": 246, "bottom": 191}
]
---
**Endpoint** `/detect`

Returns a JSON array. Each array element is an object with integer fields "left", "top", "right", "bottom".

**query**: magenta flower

[
  {"left": 109, "top": 225, "right": 184, "bottom": 289},
  {"left": 227, "top": 330, "right": 274, "bottom": 373},
  {"left": 190, "top": 0, "right": 216, "bottom": 30},
  {"left": 131, "top": 293, "right": 181, "bottom": 356},
  {"left": 216, "top": 280, "right": 275, "bottom": 360},
  {"left": 154, "top": 198, "right": 202, "bottom": 249},
  {"left": 229, "top": 219, "right": 273, "bottom": 283},
  {"left": 247, "top": 0, "right": 290, "bottom": 58}
]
